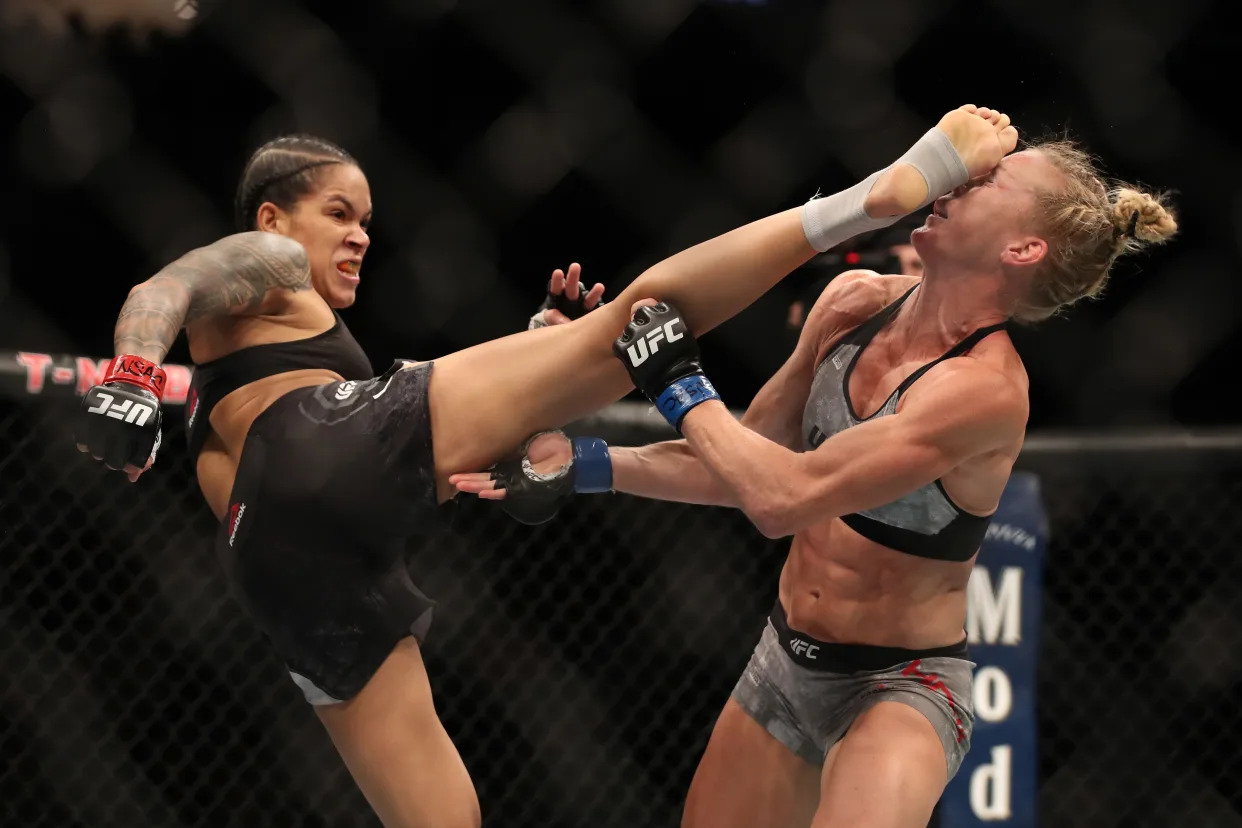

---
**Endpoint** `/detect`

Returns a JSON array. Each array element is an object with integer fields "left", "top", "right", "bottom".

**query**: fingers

[
  {"left": 448, "top": 473, "right": 508, "bottom": 499},
  {"left": 544, "top": 309, "right": 572, "bottom": 326},
  {"left": 584, "top": 283, "right": 606, "bottom": 309},
  {"left": 549, "top": 264, "right": 584, "bottom": 301},
  {"left": 629, "top": 297, "right": 659, "bottom": 315},
  {"left": 564, "top": 262, "right": 582, "bottom": 300},
  {"left": 448, "top": 472, "right": 492, "bottom": 487}
]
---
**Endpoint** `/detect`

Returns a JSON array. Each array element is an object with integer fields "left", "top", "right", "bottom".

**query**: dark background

[
  {"left": 1, "top": 0, "right": 1237, "bottom": 430},
  {"left": 1, "top": 2, "right": 1240, "bottom": 827}
]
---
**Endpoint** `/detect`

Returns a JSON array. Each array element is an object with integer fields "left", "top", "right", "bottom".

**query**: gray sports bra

[{"left": 801, "top": 284, "right": 1007, "bottom": 561}]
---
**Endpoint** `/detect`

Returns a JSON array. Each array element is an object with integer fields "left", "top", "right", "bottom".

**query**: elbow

[
  {"left": 741, "top": 473, "right": 835, "bottom": 539},
  {"left": 752, "top": 510, "right": 793, "bottom": 540},
  {"left": 741, "top": 491, "right": 795, "bottom": 540}
]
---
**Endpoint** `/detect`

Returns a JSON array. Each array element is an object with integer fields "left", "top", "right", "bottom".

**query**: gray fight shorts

[{"left": 731, "top": 601, "right": 975, "bottom": 780}]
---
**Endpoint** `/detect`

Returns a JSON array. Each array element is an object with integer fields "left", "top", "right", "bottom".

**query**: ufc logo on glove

[
  {"left": 85, "top": 390, "right": 156, "bottom": 427},
  {"left": 623, "top": 318, "right": 685, "bottom": 367}
]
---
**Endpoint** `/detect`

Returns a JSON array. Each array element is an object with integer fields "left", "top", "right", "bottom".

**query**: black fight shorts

[{"left": 217, "top": 360, "right": 439, "bottom": 705}]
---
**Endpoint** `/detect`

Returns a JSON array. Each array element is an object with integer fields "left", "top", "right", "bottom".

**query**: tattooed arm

[{"left": 113, "top": 231, "right": 311, "bottom": 362}]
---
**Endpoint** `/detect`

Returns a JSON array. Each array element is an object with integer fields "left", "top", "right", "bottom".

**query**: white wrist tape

[
  {"left": 895, "top": 127, "right": 970, "bottom": 209},
  {"left": 801, "top": 127, "right": 970, "bottom": 253}
]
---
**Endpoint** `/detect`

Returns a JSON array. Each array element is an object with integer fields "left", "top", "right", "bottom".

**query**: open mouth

[
  {"left": 933, "top": 198, "right": 950, "bottom": 219},
  {"left": 337, "top": 260, "right": 361, "bottom": 279}
]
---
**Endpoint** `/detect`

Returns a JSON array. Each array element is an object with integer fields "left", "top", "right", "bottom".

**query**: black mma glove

[
  {"left": 612, "top": 302, "right": 721, "bottom": 432},
  {"left": 528, "top": 279, "right": 605, "bottom": 330},
  {"left": 487, "top": 431, "right": 614, "bottom": 525},
  {"left": 75, "top": 354, "right": 166, "bottom": 473}
]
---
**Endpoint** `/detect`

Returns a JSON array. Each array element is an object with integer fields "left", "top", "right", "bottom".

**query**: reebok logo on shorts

[
  {"left": 186, "top": 388, "right": 200, "bottom": 429},
  {"left": 228, "top": 502, "right": 246, "bottom": 547},
  {"left": 300, "top": 380, "right": 375, "bottom": 425}
]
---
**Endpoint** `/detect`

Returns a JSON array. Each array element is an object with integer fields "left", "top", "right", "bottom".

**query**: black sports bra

[{"left": 184, "top": 313, "right": 373, "bottom": 457}]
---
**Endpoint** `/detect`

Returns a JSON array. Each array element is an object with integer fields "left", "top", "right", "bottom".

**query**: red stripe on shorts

[{"left": 901, "top": 659, "right": 966, "bottom": 744}]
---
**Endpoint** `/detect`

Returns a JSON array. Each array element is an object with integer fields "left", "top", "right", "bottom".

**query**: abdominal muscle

[{"left": 778, "top": 518, "right": 975, "bottom": 650}]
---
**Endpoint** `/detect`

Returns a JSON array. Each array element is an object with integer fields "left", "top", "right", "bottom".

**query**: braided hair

[
  {"left": 1012, "top": 139, "right": 1177, "bottom": 323},
  {"left": 234, "top": 135, "right": 356, "bottom": 232}
]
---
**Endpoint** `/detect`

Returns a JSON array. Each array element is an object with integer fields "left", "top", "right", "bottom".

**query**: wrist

[
  {"left": 655, "top": 374, "right": 720, "bottom": 433},
  {"left": 104, "top": 355, "right": 167, "bottom": 402},
  {"left": 571, "top": 437, "right": 612, "bottom": 493}
]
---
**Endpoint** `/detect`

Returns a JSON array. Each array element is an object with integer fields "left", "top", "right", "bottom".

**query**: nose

[{"left": 346, "top": 225, "right": 370, "bottom": 253}]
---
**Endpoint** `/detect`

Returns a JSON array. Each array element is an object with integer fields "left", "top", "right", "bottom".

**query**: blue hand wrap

[
  {"left": 655, "top": 374, "right": 720, "bottom": 432},
  {"left": 571, "top": 437, "right": 613, "bottom": 493}
]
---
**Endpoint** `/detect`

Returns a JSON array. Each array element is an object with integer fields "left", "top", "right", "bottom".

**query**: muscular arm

[
  {"left": 609, "top": 350, "right": 813, "bottom": 505},
  {"left": 607, "top": 271, "right": 884, "bottom": 507},
  {"left": 677, "top": 362, "right": 1027, "bottom": 538},
  {"left": 113, "top": 231, "right": 311, "bottom": 362}
]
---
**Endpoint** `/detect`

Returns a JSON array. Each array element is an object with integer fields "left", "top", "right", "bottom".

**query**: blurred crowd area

[{"left": 0, "top": 0, "right": 1237, "bottom": 431}]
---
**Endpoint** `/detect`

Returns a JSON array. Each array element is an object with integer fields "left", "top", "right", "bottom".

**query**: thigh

[
  {"left": 315, "top": 637, "right": 481, "bottom": 828},
  {"left": 428, "top": 303, "right": 638, "bottom": 490},
  {"left": 812, "top": 701, "right": 947, "bottom": 828},
  {"left": 427, "top": 209, "right": 813, "bottom": 488},
  {"left": 682, "top": 698, "right": 821, "bottom": 828}
]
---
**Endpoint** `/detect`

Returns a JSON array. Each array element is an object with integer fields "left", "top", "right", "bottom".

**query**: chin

[
  {"left": 329, "top": 289, "right": 358, "bottom": 309},
  {"left": 910, "top": 226, "right": 934, "bottom": 255}
]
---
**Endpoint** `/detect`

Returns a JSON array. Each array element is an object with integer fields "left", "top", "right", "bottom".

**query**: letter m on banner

[
  {"left": 940, "top": 472, "right": 1047, "bottom": 828},
  {"left": 967, "top": 567, "right": 1022, "bottom": 646}
]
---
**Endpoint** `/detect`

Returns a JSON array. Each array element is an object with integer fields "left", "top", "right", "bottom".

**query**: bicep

[
  {"left": 169, "top": 232, "right": 311, "bottom": 322},
  {"left": 738, "top": 290, "right": 845, "bottom": 447},
  {"left": 740, "top": 348, "right": 813, "bottom": 449},
  {"left": 802, "top": 365, "right": 1027, "bottom": 506},
  {"left": 740, "top": 269, "right": 900, "bottom": 447}
]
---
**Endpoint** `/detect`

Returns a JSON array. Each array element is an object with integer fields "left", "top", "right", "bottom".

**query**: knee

[
  {"left": 449, "top": 793, "right": 482, "bottom": 828},
  {"left": 394, "top": 796, "right": 480, "bottom": 828},
  {"left": 462, "top": 800, "right": 483, "bottom": 828}
]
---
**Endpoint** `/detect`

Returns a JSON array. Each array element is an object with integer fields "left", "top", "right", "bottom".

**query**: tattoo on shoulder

[
  {"left": 113, "top": 232, "right": 311, "bottom": 361},
  {"left": 177, "top": 233, "right": 311, "bottom": 321}
]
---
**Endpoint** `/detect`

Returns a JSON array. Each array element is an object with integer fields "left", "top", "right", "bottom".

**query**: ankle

[{"left": 863, "top": 165, "right": 931, "bottom": 218}]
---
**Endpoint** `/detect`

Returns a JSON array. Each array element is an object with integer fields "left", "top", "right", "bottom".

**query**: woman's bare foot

[{"left": 864, "top": 105, "right": 1020, "bottom": 217}]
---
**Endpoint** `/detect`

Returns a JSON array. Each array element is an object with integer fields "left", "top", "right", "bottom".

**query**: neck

[{"left": 896, "top": 265, "right": 1009, "bottom": 347}]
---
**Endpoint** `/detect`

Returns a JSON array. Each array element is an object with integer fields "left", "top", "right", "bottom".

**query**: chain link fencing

[{"left": 2, "top": 385, "right": 1241, "bottom": 827}]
